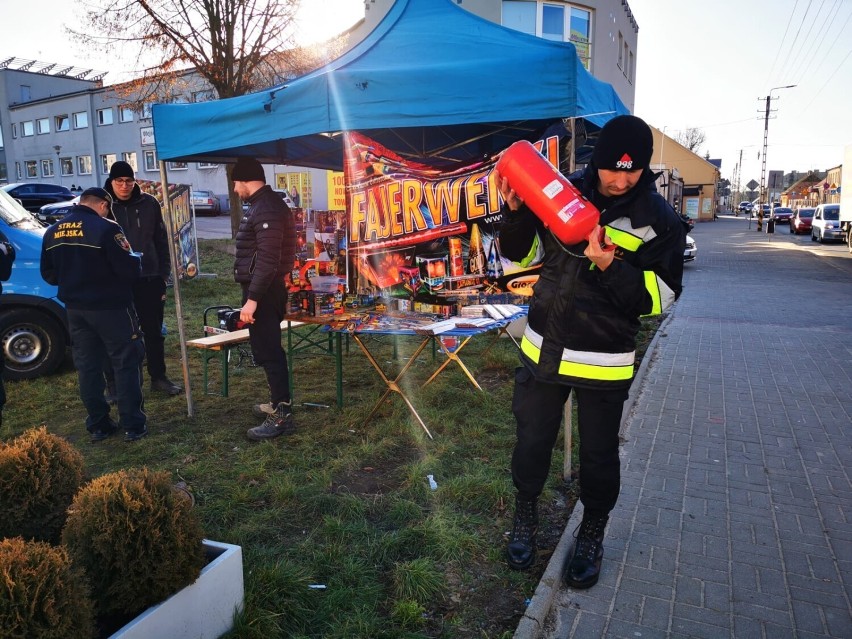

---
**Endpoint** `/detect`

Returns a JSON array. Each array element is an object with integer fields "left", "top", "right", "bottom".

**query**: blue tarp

[{"left": 153, "top": 0, "right": 628, "bottom": 170}]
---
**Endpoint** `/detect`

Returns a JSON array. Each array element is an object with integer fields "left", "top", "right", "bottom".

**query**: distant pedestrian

[
  {"left": 496, "top": 115, "right": 686, "bottom": 588},
  {"left": 105, "top": 161, "right": 182, "bottom": 396},
  {"left": 231, "top": 158, "right": 298, "bottom": 441},
  {"left": 40, "top": 188, "right": 147, "bottom": 442},
  {"left": 289, "top": 186, "right": 300, "bottom": 208}
]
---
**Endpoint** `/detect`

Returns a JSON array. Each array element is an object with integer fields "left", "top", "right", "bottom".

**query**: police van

[{"left": 0, "top": 188, "right": 68, "bottom": 379}]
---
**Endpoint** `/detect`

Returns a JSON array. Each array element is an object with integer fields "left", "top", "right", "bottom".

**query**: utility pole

[{"left": 757, "top": 85, "right": 796, "bottom": 231}]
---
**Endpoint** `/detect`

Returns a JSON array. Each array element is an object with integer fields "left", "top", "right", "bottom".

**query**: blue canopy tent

[{"left": 152, "top": 0, "right": 629, "bottom": 170}]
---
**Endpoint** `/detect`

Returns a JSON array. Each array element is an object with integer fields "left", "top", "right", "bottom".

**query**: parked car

[
  {"left": 737, "top": 201, "right": 753, "bottom": 215},
  {"left": 0, "top": 189, "right": 69, "bottom": 379},
  {"left": 789, "top": 207, "right": 814, "bottom": 234},
  {"left": 683, "top": 234, "right": 697, "bottom": 262},
  {"left": 771, "top": 207, "right": 792, "bottom": 223},
  {"left": 1, "top": 183, "right": 75, "bottom": 213},
  {"left": 37, "top": 197, "right": 79, "bottom": 226},
  {"left": 191, "top": 190, "right": 222, "bottom": 216},
  {"left": 241, "top": 189, "right": 296, "bottom": 212},
  {"left": 753, "top": 204, "right": 771, "bottom": 218},
  {"left": 811, "top": 203, "right": 843, "bottom": 243}
]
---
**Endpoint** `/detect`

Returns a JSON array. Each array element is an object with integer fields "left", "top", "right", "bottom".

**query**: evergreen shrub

[
  {"left": 0, "top": 536, "right": 94, "bottom": 639},
  {"left": 62, "top": 467, "right": 206, "bottom": 617},
  {"left": 0, "top": 426, "right": 85, "bottom": 543}
]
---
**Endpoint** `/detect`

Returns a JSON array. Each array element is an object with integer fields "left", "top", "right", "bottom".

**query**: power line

[
  {"left": 774, "top": 0, "right": 814, "bottom": 87},
  {"left": 764, "top": 0, "right": 800, "bottom": 86},
  {"left": 798, "top": 42, "right": 852, "bottom": 114},
  {"left": 789, "top": 0, "right": 843, "bottom": 82},
  {"left": 794, "top": 3, "right": 852, "bottom": 97}
]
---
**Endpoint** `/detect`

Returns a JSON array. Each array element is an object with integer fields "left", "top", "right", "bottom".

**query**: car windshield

[
  {"left": 0, "top": 189, "right": 43, "bottom": 230},
  {"left": 824, "top": 209, "right": 840, "bottom": 221},
  {"left": 774, "top": 208, "right": 791, "bottom": 214},
  {"left": 798, "top": 209, "right": 814, "bottom": 216}
]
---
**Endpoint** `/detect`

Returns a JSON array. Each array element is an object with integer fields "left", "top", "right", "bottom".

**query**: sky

[{"left": 3, "top": 0, "right": 850, "bottom": 187}]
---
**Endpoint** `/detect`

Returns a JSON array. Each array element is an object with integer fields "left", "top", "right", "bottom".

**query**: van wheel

[{"left": 0, "top": 309, "right": 67, "bottom": 380}]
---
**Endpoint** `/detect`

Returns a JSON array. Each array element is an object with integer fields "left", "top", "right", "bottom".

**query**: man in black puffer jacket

[
  {"left": 496, "top": 115, "right": 686, "bottom": 589},
  {"left": 231, "top": 158, "right": 297, "bottom": 441},
  {"left": 105, "top": 161, "right": 181, "bottom": 396}
]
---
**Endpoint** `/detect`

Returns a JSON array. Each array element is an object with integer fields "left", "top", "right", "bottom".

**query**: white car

[
  {"left": 683, "top": 234, "right": 697, "bottom": 262},
  {"left": 811, "top": 204, "right": 843, "bottom": 243}
]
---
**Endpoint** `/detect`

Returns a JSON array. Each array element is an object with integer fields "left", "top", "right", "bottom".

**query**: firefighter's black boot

[
  {"left": 564, "top": 511, "right": 608, "bottom": 589},
  {"left": 506, "top": 496, "right": 538, "bottom": 570}
]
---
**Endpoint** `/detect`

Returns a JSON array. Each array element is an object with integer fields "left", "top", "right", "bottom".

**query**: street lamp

[
  {"left": 757, "top": 84, "right": 796, "bottom": 231},
  {"left": 53, "top": 145, "right": 62, "bottom": 187}
]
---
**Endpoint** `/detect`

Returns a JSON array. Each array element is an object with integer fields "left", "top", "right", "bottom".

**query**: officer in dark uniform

[{"left": 40, "top": 188, "right": 148, "bottom": 442}]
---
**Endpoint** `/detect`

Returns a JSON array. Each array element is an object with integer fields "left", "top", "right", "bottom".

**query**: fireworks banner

[
  {"left": 343, "top": 132, "right": 564, "bottom": 308},
  {"left": 137, "top": 180, "right": 197, "bottom": 280}
]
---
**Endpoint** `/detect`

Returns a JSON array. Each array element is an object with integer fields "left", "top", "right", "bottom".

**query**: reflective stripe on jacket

[{"left": 498, "top": 164, "right": 686, "bottom": 389}]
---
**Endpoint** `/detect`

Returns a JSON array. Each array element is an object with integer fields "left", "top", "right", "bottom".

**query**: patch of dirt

[{"left": 476, "top": 366, "right": 513, "bottom": 392}]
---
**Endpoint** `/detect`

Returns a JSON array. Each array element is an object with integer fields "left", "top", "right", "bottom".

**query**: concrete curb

[{"left": 512, "top": 309, "right": 678, "bottom": 639}]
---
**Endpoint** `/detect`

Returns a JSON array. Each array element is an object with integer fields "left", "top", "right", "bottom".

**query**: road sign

[{"left": 746, "top": 179, "right": 759, "bottom": 191}]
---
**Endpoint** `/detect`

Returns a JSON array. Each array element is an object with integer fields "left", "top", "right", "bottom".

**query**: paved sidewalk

[{"left": 516, "top": 215, "right": 852, "bottom": 638}]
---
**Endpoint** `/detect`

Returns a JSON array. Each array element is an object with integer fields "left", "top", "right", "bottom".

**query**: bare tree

[
  {"left": 74, "top": 0, "right": 349, "bottom": 234},
  {"left": 675, "top": 127, "right": 706, "bottom": 154}
]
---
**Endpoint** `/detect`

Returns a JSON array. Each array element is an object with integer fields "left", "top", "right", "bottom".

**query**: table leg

[
  {"left": 423, "top": 336, "right": 482, "bottom": 391},
  {"left": 352, "top": 333, "right": 434, "bottom": 439}
]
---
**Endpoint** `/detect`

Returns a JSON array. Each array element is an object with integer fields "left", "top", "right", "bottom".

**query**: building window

[
  {"left": 502, "top": 1, "right": 536, "bottom": 35},
  {"left": 140, "top": 103, "right": 153, "bottom": 120},
  {"left": 191, "top": 90, "right": 216, "bottom": 102},
  {"left": 25, "top": 161, "right": 38, "bottom": 178},
  {"left": 119, "top": 106, "right": 134, "bottom": 123},
  {"left": 41, "top": 159, "right": 54, "bottom": 178},
  {"left": 60, "top": 157, "right": 74, "bottom": 176},
  {"left": 0, "top": 127, "right": 3, "bottom": 148},
  {"left": 97, "top": 108, "right": 113, "bottom": 126},
  {"left": 73, "top": 112, "right": 88, "bottom": 129},
  {"left": 12, "top": 124, "right": 17, "bottom": 139},
  {"left": 15, "top": 162, "right": 22, "bottom": 179},
  {"left": 542, "top": 4, "right": 564, "bottom": 41},
  {"left": 100, "top": 154, "right": 117, "bottom": 174},
  {"left": 143, "top": 150, "right": 157, "bottom": 171},
  {"left": 197, "top": 162, "right": 219, "bottom": 169},
  {"left": 37, "top": 118, "right": 50, "bottom": 134},
  {"left": 22, "top": 121, "right": 34, "bottom": 137},
  {"left": 618, "top": 32, "right": 624, "bottom": 69},
  {"left": 0, "top": 164, "right": 6, "bottom": 182},
  {"left": 55, "top": 114, "right": 70, "bottom": 132},
  {"left": 77, "top": 155, "right": 93, "bottom": 175},
  {"left": 122, "top": 152, "right": 138, "bottom": 172},
  {"left": 569, "top": 7, "right": 592, "bottom": 69},
  {"left": 628, "top": 51, "right": 634, "bottom": 83},
  {"left": 623, "top": 41, "right": 628, "bottom": 75},
  {"left": 20, "top": 85, "right": 31, "bottom": 102},
  {"left": 167, "top": 161, "right": 188, "bottom": 171}
]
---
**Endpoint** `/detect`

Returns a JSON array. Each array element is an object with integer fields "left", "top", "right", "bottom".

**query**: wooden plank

[{"left": 187, "top": 320, "right": 308, "bottom": 350}]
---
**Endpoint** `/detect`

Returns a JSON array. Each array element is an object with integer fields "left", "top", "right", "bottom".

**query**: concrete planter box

[{"left": 109, "top": 540, "right": 244, "bottom": 639}]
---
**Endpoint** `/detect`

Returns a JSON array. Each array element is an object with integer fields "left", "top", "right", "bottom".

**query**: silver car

[{"left": 811, "top": 204, "right": 843, "bottom": 243}]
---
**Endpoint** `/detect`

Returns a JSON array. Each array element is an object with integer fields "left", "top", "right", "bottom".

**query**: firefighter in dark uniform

[
  {"left": 40, "top": 188, "right": 147, "bottom": 442},
  {"left": 496, "top": 116, "right": 686, "bottom": 588}
]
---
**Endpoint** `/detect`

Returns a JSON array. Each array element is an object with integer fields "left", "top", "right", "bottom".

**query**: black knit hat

[
  {"left": 231, "top": 158, "right": 266, "bottom": 183},
  {"left": 108, "top": 161, "right": 135, "bottom": 180},
  {"left": 81, "top": 187, "right": 113, "bottom": 205},
  {"left": 592, "top": 115, "right": 653, "bottom": 171}
]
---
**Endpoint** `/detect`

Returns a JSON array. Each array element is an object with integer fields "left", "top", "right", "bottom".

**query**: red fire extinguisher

[{"left": 496, "top": 140, "right": 603, "bottom": 246}]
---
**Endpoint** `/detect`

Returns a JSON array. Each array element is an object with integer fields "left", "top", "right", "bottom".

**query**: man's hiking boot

[
  {"left": 247, "top": 402, "right": 296, "bottom": 441},
  {"left": 564, "top": 512, "right": 608, "bottom": 589},
  {"left": 506, "top": 496, "right": 538, "bottom": 570}
]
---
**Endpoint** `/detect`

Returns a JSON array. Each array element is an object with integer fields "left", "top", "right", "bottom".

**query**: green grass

[{"left": 1, "top": 239, "right": 662, "bottom": 638}]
